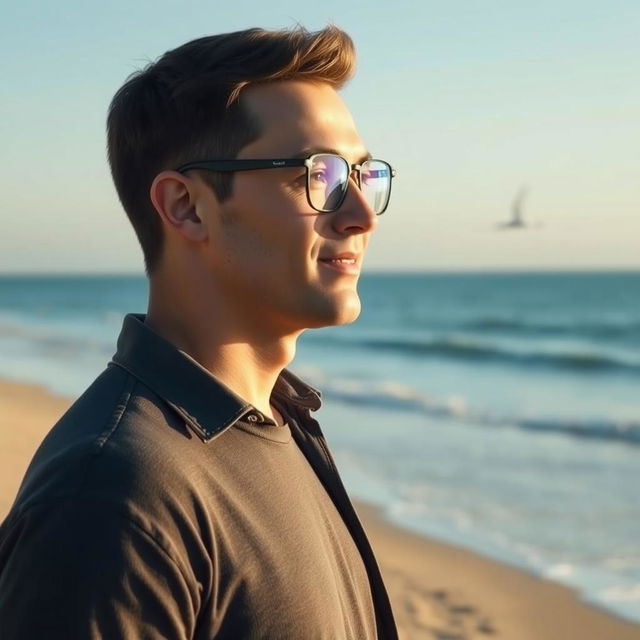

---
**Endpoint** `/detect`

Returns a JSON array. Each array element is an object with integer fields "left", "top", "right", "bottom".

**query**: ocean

[{"left": 1, "top": 271, "right": 639, "bottom": 624}]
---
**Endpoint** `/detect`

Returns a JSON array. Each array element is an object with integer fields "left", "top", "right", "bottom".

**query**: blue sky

[{"left": 1, "top": 0, "right": 638, "bottom": 273}]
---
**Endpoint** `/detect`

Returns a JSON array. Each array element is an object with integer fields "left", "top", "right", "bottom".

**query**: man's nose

[{"left": 330, "top": 178, "right": 378, "bottom": 235}]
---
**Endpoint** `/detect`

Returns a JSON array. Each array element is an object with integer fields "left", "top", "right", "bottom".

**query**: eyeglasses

[{"left": 176, "top": 153, "right": 396, "bottom": 215}]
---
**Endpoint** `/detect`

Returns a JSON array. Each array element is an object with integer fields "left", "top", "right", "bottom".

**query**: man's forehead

[
  {"left": 240, "top": 80, "right": 368, "bottom": 160},
  {"left": 242, "top": 80, "right": 349, "bottom": 114}
]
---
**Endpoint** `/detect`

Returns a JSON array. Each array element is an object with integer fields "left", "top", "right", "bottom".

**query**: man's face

[{"left": 198, "top": 80, "right": 378, "bottom": 334}]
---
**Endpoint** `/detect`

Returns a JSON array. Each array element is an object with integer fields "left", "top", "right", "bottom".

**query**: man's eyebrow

[{"left": 293, "top": 147, "right": 373, "bottom": 163}]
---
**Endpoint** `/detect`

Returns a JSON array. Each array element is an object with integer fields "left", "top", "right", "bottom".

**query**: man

[{"left": 0, "top": 26, "right": 397, "bottom": 639}]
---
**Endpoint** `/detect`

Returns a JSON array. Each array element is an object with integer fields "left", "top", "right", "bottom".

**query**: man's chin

[
  {"left": 305, "top": 292, "right": 362, "bottom": 328},
  {"left": 334, "top": 300, "right": 362, "bottom": 325}
]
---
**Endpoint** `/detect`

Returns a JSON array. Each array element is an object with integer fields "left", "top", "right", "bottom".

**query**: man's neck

[{"left": 146, "top": 290, "right": 301, "bottom": 425}]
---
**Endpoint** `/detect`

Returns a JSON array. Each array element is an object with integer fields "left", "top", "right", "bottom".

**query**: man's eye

[{"left": 310, "top": 170, "right": 328, "bottom": 185}]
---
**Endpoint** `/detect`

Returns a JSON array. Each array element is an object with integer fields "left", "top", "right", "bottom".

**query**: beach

[{"left": 2, "top": 377, "right": 638, "bottom": 640}]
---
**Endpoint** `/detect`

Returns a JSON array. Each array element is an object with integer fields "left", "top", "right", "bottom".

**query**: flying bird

[{"left": 496, "top": 186, "right": 541, "bottom": 230}]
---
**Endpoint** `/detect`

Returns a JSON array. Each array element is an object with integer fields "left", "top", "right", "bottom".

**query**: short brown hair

[{"left": 107, "top": 25, "right": 356, "bottom": 275}]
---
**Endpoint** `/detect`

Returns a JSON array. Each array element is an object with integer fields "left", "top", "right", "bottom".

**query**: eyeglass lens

[
  {"left": 361, "top": 160, "right": 392, "bottom": 214},
  {"left": 308, "top": 155, "right": 349, "bottom": 212},
  {"left": 309, "top": 154, "right": 391, "bottom": 214}
]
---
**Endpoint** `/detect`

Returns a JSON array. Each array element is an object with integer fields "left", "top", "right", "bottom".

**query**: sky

[{"left": 1, "top": 0, "right": 638, "bottom": 273}]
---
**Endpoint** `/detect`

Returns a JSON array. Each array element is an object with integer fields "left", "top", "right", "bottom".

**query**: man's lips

[
  {"left": 318, "top": 252, "right": 359, "bottom": 264},
  {"left": 318, "top": 252, "right": 361, "bottom": 274}
]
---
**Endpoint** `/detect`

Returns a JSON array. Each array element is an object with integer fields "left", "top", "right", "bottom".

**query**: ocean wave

[
  {"left": 311, "top": 376, "right": 640, "bottom": 445},
  {"left": 453, "top": 317, "right": 640, "bottom": 341},
  {"left": 0, "top": 318, "right": 114, "bottom": 356},
  {"left": 305, "top": 334, "right": 640, "bottom": 375}
]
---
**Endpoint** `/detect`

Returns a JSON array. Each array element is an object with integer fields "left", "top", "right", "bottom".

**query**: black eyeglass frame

[{"left": 176, "top": 153, "right": 396, "bottom": 214}]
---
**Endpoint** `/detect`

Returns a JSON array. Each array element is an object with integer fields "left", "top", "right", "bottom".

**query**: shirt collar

[{"left": 110, "top": 313, "right": 322, "bottom": 443}]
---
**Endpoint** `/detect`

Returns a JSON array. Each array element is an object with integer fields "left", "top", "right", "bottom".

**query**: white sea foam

[
  {"left": 545, "top": 563, "right": 575, "bottom": 579},
  {"left": 600, "top": 584, "right": 640, "bottom": 603}
]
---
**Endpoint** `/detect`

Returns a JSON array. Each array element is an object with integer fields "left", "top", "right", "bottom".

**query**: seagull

[{"left": 497, "top": 185, "right": 536, "bottom": 230}]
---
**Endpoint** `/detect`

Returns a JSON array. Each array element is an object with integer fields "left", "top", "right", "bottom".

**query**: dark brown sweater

[{"left": 0, "top": 314, "right": 397, "bottom": 639}]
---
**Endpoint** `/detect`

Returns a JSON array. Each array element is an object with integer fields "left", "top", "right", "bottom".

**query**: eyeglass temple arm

[{"left": 176, "top": 159, "right": 307, "bottom": 173}]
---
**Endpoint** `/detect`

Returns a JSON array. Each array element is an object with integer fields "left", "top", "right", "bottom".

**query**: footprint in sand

[{"left": 389, "top": 577, "right": 498, "bottom": 640}]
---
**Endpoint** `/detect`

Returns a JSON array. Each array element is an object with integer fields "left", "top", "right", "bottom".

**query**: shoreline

[
  {"left": 1, "top": 377, "right": 639, "bottom": 639},
  {"left": 354, "top": 499, "right": 640, "bottom": 639}
]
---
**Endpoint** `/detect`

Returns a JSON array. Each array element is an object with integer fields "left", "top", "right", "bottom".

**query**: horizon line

[{"left": 1, "top": 266, "right": 639, "bottom": 277}]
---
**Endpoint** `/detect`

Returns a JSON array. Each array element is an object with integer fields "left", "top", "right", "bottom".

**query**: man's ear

[{"left": 150, "top": 171, "right": 209, "bottom": 243}]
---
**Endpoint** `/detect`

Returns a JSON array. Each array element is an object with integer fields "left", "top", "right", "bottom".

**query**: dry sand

[{"left": 1, "top": 377, "right": 639, "bottom": 640}]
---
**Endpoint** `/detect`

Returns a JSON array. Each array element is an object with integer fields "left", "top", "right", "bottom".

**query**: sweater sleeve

[{"left": 0, "top": 497, "right": 197, "bottom": 639}]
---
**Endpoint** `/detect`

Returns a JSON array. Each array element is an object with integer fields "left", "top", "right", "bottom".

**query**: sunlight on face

[{"left": 201, "top": 81, "right": 378, "bottom": 335}]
